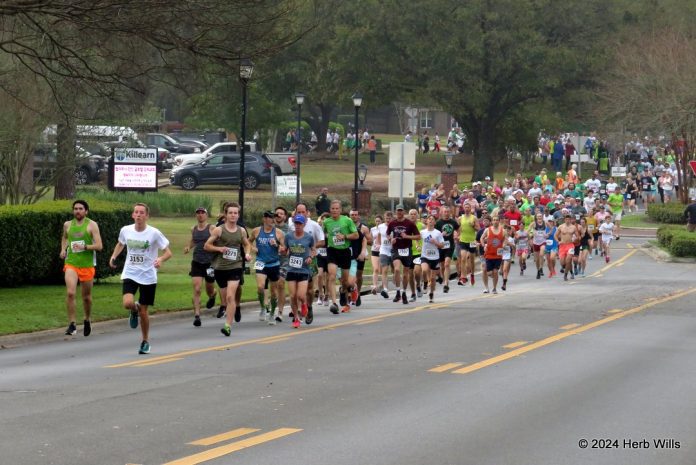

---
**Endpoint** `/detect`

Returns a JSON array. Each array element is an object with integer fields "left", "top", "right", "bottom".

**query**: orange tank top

[{"left": 484, "top": 226, "right": 504, "bottom": 259}]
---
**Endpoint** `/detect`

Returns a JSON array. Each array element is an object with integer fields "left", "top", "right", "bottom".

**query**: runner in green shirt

[
  {"left": 607, "top": 191, "right": 625, "bottom": 240},
  {"left": 322, "top": 200, "right": 359, "bottom": 313}
]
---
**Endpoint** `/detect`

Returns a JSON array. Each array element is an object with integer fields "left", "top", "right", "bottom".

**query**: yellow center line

[
  {"left": 353, "top": 319, "right": 385, "bottom": 326},
  {"left": 257, "top": 337, "right": 291, "bottom": 345},
  {"left": 502, "top": 341, "right": 528, "bottom": 349},
  {"left": 452, "top": 287, "right": 696, "bottom": 375},
  {"left": 163, "top": 428, "right": 302, "bottom": 465},
  {"left": 135, "top": 358, "right": 183, "bottom": 367},
  {"left": 559, "top": 323, "right": 580, "bottom": 330},
  {"left": 607, "top": 309, "right": 623, "bottom": 314},
  {"left": 588, "top": 249, "right": 637, "bottom": 278},
  {"left": 188, "top": 428, "right": 260, "bottom": 446},
  {"left": 105, "top": 293, "right": 499, "bottom": 368},
  {"left": 428, "top": 362, "right": 464, "bottom": 373}
]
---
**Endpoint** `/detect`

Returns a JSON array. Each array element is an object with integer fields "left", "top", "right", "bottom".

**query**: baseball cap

[
  {"left": 195, "top": 207, "right": 207, "bottom": 213},
  {"left": 292, "top": 214, "right": 306, "bottom": 224},
  {"left": 485, "top": 176, "right": 491, "bottom": 181},
  {"left": 395, "top": 203, "right": 405, "bottom": 210},
  {"left": 263, "top": 210, "right": 274, "bottom": 218}
]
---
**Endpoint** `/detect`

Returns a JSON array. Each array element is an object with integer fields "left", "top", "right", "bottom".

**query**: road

[{"left": 1, "top": 239, "right": 695, "bottom": 465}]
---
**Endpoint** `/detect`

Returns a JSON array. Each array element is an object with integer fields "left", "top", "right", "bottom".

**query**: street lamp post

[
  {"left": 295, "top": 92, "right": 305, "bottom": 205},
  {"left": 352, "top": 92, "right": 363, "bottom": 209},
  {"left": 238, "top": 58, "right": 254, "bottom": 225}
]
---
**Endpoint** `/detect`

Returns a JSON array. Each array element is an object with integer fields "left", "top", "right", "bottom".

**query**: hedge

[
  {"left": 0, "top": 201, "right": 132, "bottom": 287},
  {"left": 657, "top": 225, "right": 696, "bottom": 257},
  {"left": 647, "top": 203, "right": 686, "bottom": 224},
  {"left": 77, "top": 187, "right": 213, "bottom": 217}
]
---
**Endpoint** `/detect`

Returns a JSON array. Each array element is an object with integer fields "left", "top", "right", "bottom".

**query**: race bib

[
  {"left": 600, "top": 189, "right": 606, "bottom": 194},
  {"left": 382, "top": 238, "right": 391, "bottom": 247},
  {"left": 643, "top": 184, "right": 649, "bottom": 190},
  {"left": 588, "top": 224, "right": 595, "bottom": 231},
  {"left": 470, "top": 242, "right": 478, "bottom": 248},
  {"left": 568, "top": 248, "right": 575, "bottom": 255},
  {"left": 424, "top": 248, "right": 438, "bottom": 259},
  {"left": 398, "top": 248, "right": 409, "bottom": 257},
  {"left": 333, "top": 236, "right": 345, "bottom": 246},
  {"left": 223, "top": 247, "right": 239, "bottom": 261},
  {"left": 289, "top": 256, "right": 303, "bottom": 268},
  {"left": 70, "top": 240, "right": 86, "bottom": 252},
  {"left": 510, "top": 220, "right": 518, "bottom": 226},
  {"left": 317, "top": 247, "right": 327, "bottom": 257},
  {"left": 129, "top": 253, "right": 145, "bottom": 264},
  {"left": 413, "top": 257, "right": 422, "bottom": 265},
  {"left": 254, "top": 260, "right": 265, "bottom": 271},
  {"left": 496, "top": 248, "right": 504, "bottom": 256},
  {"left": 575, "top": 214, "right": 580, "bottom": 220},
  {"left": 443, "top": 241, "right": 450, "bottom": 249},
  {"left": 626, "top": 194, "right": 631, "bottom": 199},
  {"left": 545, "top": 240, "right": 553, "bottom": 246}
]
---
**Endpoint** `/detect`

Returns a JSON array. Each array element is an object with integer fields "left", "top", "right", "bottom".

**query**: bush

[
  {"left": 647, "top": 203, "right": 685, "bottom": 224},
  {"left": 657, "top": 225, "right": 696, "bottom": 257},
  {"left": 0, "top": 201, "right": 132, "bottom": 287},
  {"left": 76, "top": 187, "right": 213, "bottom": 217}
]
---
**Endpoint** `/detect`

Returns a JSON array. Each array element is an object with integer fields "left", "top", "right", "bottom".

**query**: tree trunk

[
  {"left": 470, "top": 121, "right": 497, "bottom": 182},
  {"left": 54, "top": 121, "right": 77, "bottom": 200},
  {"left": 316, "top": 104, "right": 333, "bottom": 153}
]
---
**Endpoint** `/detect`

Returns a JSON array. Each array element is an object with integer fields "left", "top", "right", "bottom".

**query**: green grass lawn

[{"left": 621, "top": 212, "right": 662, "bottom": 228}]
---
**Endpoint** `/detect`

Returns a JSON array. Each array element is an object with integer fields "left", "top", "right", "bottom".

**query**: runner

[
  {"left": 205, "top": 202, "right": 252, "bottom": 336},
  {"left": 555, "top": 214, "right": 578, "bottom": 281},
  {"left": 283, "top": 214, "right": 316, "bottom": 328},
  {"left": 387, "top": 204, "right": 421, "bottom": 304},
  {"left": 544, "top": 219, "right": 559, "bottom": 278},
  {"left": 515, "top": 225, "right": 529, "bottom": 276},
  {"left": 577, "top": 217, "right": 592, "bottom": 276},
  {"left": 349, "top": 209, "right": 371, "bottom": 306},
  {"left": 109, "top": 203, "right": 172, "bottom": 354},
  {"left": 322, "top": 200, "right": 359, "bottom": 314},
  {"left": 419, "top": 216, "right": 445, "bottom": 303},
  {"left": 480, "top": 216, "right": 507, "bottom": 294},
  {"left": 249, "top": 210, "right": 285, "bottom": 325},
  {"left": 529, "top": 213, "right": 547, "bottom": 279},
  {"left": 377, "top": 210, "right": 394, "bottom": 299},
  {"left": 369, "top": 215, "right": 383, "bottom": 295},
  {"left": 607, "top": 188, "right": 624, "bottom": 240},
  {"left": 60, "top": 200, "right": 103, "bottom": 337},
  {"left": 273, "top": 206, "right": 290, "bottom": 322},
  {"left": 408, "top": 209, "right": 424, "bottom": 300},
  {"left": 183, "top": 207, "right": 216, "bottom": 327},
  {"left": 598, "top": 214, "right": 616, "bottom": 263},
  {"left": 458, "top": 202, "right": 478, "bottom": 286},
  {"left": 290, "top": 203, "right": 325, "bottom": 322},
  {"left": 500, "top": 225, "right": 516, "bottom": 291},
  {"left": 476, "top": 217, "right": 490, "bottom": 291},
  {"left": 435, "top": 206, "right": 459, "bottom": 293},
  {"left": 316, "top": 212, "right": 330, "bottom": 306}
]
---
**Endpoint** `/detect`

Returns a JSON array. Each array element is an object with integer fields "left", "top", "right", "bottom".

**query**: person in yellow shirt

[{"left": 458, "top": 203, "right": 479, "bottom": 286}]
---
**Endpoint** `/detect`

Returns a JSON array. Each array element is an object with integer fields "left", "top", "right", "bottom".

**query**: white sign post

[
  {"left": 275, "top": 175, "right": 300, "bottom": 197},
  {"left": 388, "top": 142, "right": 416, "bottom": 204}
]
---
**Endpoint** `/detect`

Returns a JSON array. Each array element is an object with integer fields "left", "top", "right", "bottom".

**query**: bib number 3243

[{"left": 289, "top": 256, "right": 304, "bottom": 268}]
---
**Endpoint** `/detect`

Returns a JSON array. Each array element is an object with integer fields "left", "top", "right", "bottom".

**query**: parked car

[
  {"left": 145, "top": 133, "right": 202, "bottom": 155},
  {"left": 172, "top": 141, "right": 258, "bottom": 169},
  {"left": 33, "top": 144, "right": 106, "bottom": 185},
  {"left": 171, "top": 135, "right": 208, "bottom": 152},
  {"left": 169, "top": 151, "right": 275, "bottom": 190}
]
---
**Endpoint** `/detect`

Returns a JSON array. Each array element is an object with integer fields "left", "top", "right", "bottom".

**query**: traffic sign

[{"left": 689, "top": 160, "right": 696, "bottom": 176}]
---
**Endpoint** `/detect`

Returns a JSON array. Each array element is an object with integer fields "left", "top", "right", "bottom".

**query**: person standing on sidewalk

[
  {"left": 60, "top": 200, "right": 103, "bottom": 337},
  {"left": 109, "top": 203, "right": 172, "bottom": 354},
  {"left": 183, "top": 207, "right": 217, "bottom": 327}
]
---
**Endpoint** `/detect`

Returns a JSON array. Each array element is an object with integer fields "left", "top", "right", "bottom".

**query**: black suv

[
  {"left": 33, "top": 144, "right": 106, "bottom": 185},
  {"left": 169, "top": 151, "right": 274, "bottom": 190}
]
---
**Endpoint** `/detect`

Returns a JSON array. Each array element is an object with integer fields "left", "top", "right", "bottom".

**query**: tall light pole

[
  {"left": 238, "top": 58, "right": 254, "bottom": 225},
  {"left": 352, "top": 92, "right": 363, "bottom": 210},
  {"left": 295, "top": 92, "right": 305, "bottom": 205}
]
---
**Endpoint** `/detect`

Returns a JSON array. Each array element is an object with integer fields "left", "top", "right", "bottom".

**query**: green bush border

[
  {"left": 647, "top": 203, "right": 686, "bottom": 224},
  {"left": 657, "top": 225, "right": 696, "bottom": 257}
]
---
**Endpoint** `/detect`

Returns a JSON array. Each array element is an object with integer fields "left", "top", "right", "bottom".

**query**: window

[{"left": 420, "top": 111, "right": 432, "bottom": 129}]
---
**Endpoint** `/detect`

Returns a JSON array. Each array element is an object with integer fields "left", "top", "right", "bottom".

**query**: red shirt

[
  {"left": 539, "top": 196, "right": 551, "bottom": 206},
  {"left": 387, "top": 219, "right": 420, "bottom": 251},
  {"left": 503, "top": 210, "right": 523, "bottom": 231},
  {"left": 426, "top": 200, "right": 442, "bottom": 218}
]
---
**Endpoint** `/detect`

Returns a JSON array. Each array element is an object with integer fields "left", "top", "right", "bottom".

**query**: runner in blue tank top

[{"left": 249, "top": 211, "right": 286, "bottom": 325}]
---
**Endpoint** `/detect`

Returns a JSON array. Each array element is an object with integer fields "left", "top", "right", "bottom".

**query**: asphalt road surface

[{"left": 2, "top": 239, "right": 695, "bottom": 465}]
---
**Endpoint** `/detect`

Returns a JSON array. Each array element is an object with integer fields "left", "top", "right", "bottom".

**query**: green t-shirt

[
  {"left": 65, "top": 218, "right": 96, "bottom": 268},
  {"left": 322, "top": 215, "right": 357, "bottom": 250},
  {"left": 564, "top": 189, "right": 582, "bottom": 200},
  {"left": 412, "top": 221, "right": 424, "bottom": 255},
  {"left": 608, "top": 193, "right": 624, "bottom": 214}
]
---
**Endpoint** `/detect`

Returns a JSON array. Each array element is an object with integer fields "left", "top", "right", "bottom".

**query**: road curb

[{"left": 641, "top": 243, "right": 696, "bottom": 264}]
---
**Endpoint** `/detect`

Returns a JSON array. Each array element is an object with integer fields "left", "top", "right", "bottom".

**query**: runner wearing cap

[
  {"left": 249, "top": 210, "right": 285, "bottom": 325},
  {"left": 289, "top": 203, "right": 325, "bottom": 322},
  {"left": 322, "top": 200, "right": 359, "bottom": 314},
  {"left": 183, "top": 207, "right": 216, "bottom": 327},
  {"left": 283, "top": 214, "right": 316, "bottom": 328},
  {"left": 387, "top": 204, "right": 421, "bottom": 304},
  {"left": 419, "top": 215, "right": 445, "bottom": 302}
]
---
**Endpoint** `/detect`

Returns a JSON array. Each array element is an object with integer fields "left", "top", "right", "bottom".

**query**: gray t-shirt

[{"left": 284, "top": 232, "right": 314, "bottom": 275}]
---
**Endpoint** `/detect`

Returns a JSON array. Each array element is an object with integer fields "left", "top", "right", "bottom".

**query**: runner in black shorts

[
  {"left": 387, "top": 204, "right": 421, "bottom": 305},
  {"left": 184, "top": 206, "right": 217, "bottom": 327}
]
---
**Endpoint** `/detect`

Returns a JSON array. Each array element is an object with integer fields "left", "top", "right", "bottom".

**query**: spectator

[
  {"left": 315, "top": 187, "right": 330, "bottom": 215},
  {"left": 367, "top": 135, "right": 377, "bottom": 163}
]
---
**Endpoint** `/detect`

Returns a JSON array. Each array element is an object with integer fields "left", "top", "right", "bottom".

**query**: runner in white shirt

[
  {"left": 419, "top": 215, "right": 445, "bottom": 303},
  {"left": 109, "top": 203, "right": 172, "bottom": 355},
  {"left": 605, "top": 177, "right": 618, "bottom": 194},
  {"left": 376, "top": 211, "right": 394, "bottom": 298},
  {"left": 369, "top": 215, "right": 383, "bottom": 294},
  {"left": 598, "top": 214, "right": 615, "bottom": 263}
]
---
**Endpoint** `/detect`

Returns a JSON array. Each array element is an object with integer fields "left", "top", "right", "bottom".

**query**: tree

[{"left": 0, "top": 0, "right": 306, "bottom": 198}]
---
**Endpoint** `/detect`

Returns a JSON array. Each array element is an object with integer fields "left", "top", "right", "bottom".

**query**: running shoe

[
  {"left": 616, "top": 236, "right": 620, "bottom": 241},
  {"left": 492, "top": 289, "right": 497, "bottom": 294},
  {"left": 429, "top": 292, "right": 434, "bottom": 303},
  {"left": 436, "top": 276, "right": 443, "bottom": 284},
  {"left": 330, "top": 303, "right": 339, "bottom": 314},
  {"left": 341, "top": 305, "right": 350, "bottom": 313},
  {"left": 380, "top": 289, "right": 389, "bottom": 299},
  {"left": 193, "top": 315, "right": 201, "bottom": 327},
  {"left": 234, "top": 306, "right": 241, "bottom": 323},
  {"left": 65, "top": 322, "right": 77, "bottom": 336},
  {"left": 322, "top": 298, "right": 329, "bottom": 306},
  {"left": 483, "top": 289, "right": 490, "bottom": 294},
  {"left": 401, "top": 292, "right": 408, "bottom": 305},
  {"left": 570, "top": 272, "right": 575, "bottom": 280},
  {"left": 536, "top": 269, "right": 541, "bottom": 279},
  {"left": 520, "top": 269, "right": 524, "bottom": 276},
  {"left": 259, "top": 307, "right": 267, "bottom": 322},
  {"left": 392, "top": 291, "right": 401, "bottom": 303},
  {"left": 443, "top": 285, "right": 449, "bottom": 293},
  {"left": 589, "top": 254, "right": 593, "bottom": 260},
  {"left": 356, "top": 296, "right": 362, "bottom": 307},
  {"left": 292, "top": 318, "right": 300, "bottom": 328},
  {"left": 371, "top": 287, "right": 377, "bottom": 295},
  {"left": 138, "top": 340, "right": 150, "bottom": 354},
  {"left": 410, "top": 293, "right": 416, "bottom": 302},
  {"left": 83, "top": 320, "right": 91, "bottom": 337},
  {"left": 305, "top": 306, "right": 314, "bottom": 325},
  {"left": 417, "top": 287, "right": 423, "bottom": 297},
  {"left": 206, "top": 294, "right": 216, "bottom": 309},
  {"left": 317, "top": 297, "right": 324, "bottom": 306},
  {"left": 275, "top": 314, "right": 283, "bottom": 323},
  {"left": 606, "top": 256, "right": 610, "bottom": 263},
  {"left": 564, "top": 274, "right": 568, "bottom": 282},
  {"left": 470, "top": 273, "right": 475, "bottom": 285},
  {"left": 339, "top": 288, "right": 347, "bottom": 306},
  {"left": 350, "top": 287, "right": 359, "bottom": 304},
  {"left": 216, "top": 306, "right": 226, "bottom": 318},
  {"left": 129, "top": 303, "right": 140, "bottom": 329},
  {"left": 540, "top": 269, "right": 544, "bottom": 276},
  {"left": 595, "top": 249, "right": 599, "bottom": 255},
  {"left": 301, "top": 303, "right": 308, "bottom": 318},
  {"left": 221, "top": 324, "right": 231, "bottom": 336},
  {"left": 501, "top": 284, "right": 506, "bottom": 291}
]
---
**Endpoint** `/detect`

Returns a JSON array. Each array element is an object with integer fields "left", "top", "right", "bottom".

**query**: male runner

[
  {"left": 387, "top": 204, "right": 421, "bottom": 304},
  {"left": 377, "top": 210, "right": 394, "bottom": 298},
  {"left": 183, "top": 207, "right": 217, "bottom": 327},
  {"left": 290, "top": 203, "right": 325, "bottom": 321},
  {"left": 249, "top": 210, "right": 285, "bottom": 325},
  {"left": 109, "top": 203, "right": 172, "bottom": 354},
  {"left": 61, "top": 200, "right": 103, "bottom": 336},
  {"left": 556, "top": 214, "right": 579, "bottom": 281},
  {"left": 322, "top": 200, "right": 359, "bottom": 314},
  {"left": 480, "top": 216, "right": 507, "bottom": 294},
  {"left": 273, "top": 206, "right": 290, "bottom": 322},
  {"left": 435, "top": 206, "right": 459, "bottom": 293},
  {"left": 349, "top": 210, "right": 371, "bottom": 306},
  {"left": 408, "top": 209, "right": 424, "bottom": 300}
]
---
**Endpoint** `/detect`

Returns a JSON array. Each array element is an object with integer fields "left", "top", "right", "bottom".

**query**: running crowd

[{"left": 62, "top": 152, "right": 675, "bottom": 355}]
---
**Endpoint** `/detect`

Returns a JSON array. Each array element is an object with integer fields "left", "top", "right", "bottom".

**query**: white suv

[{"left": 173, "top": 141, "right": 257, "bottom": 171}]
